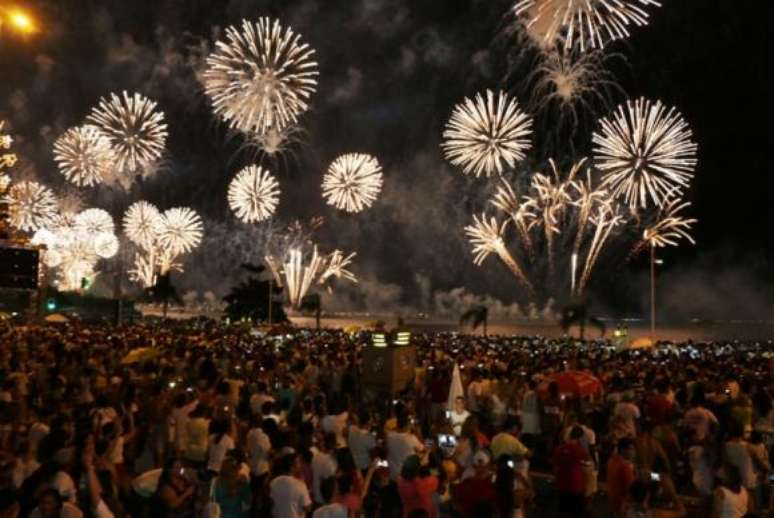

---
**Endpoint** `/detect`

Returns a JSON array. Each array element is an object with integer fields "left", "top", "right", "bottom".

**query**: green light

[{"left": 46, "top": 298, "right": 56, "bottom": 311}]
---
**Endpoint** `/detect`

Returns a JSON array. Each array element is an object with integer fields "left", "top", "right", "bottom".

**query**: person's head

[
  {"left": 158, "top": 458, "right": 185, "bottom": 489},
  {"left": 617, "top": 437, "right": 635, "bottom": 461},
  {"left": 320, "top": 476, "right": 337, "bottom": 504},
  {"left": 472, "top": 450, "right": 491, "bottom": 475},
  {"left": 400, "top": 455, "right": 421, "bottom": 480},
  {"left": 503, "top": 415, "right": 522, "bottom": 435},
  {"left": 220, "top": 457, "right": 239, "bottom": 484},
  {"left": 750, "top": 430, "right": 765, "bottom": 445},
  {"left": 0, "top": 489, "right": 19, "bottom": 518},
  {"left": 356, "top": 408, "right": 371, "bottom": 428},
  {"left": 322, "top": 433, "right": 337, "bottom": 453},
  {"left": 337, "top": 472, "right": 354, "bottom": 496},
  {"left": 723, "top": 463, "right": 743, "bottom": 492},
  {"left": 569, "top": 426, "right": 584, "bottom": 442},
  {"left": 35, "top": 489, "right": 62, "bottom": 518},
  {"left": 629, "top": 480, "right": 650, "bottom": 508},
  {"left": 454, "top": 396, "right": 466, "bottom": 413}
]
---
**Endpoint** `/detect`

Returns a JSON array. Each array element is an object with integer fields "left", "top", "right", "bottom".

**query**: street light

[
  {"left": 650, "top": 247, "right": 665, "bottom": 336},
  {"left": 0, "top": 7, "right": 38, "bottom": 36}
]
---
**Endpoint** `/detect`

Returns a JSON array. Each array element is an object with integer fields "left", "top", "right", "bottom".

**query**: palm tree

[
  {"left": 560, "top": 302, "right": 605, "bottom": 339},
  {"left": 299, "top": 293, "right": 322, "bottom": 330},
  {"left": 223, "top": 263, "right": 286, "bottom": 323},
  {"left": 142, "top": 272, "right": 182, "bottom": 318},
  {"left": 460, "top": 305, "right": 488, "bottom": 336}
]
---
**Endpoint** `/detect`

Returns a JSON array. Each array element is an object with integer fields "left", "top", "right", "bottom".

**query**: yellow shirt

[{"left": 490, "top": 432, "right": 528, "bottom": 460}]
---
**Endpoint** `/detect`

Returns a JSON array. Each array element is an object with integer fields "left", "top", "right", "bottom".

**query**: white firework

[
  {"left": 87, "top": 91, "right": 168, "bottom": 173},
  {"left": 442, "top": 89, "right": 532, "bottom": 177},
  {"left": 53, "top": 125, "right": 116, "bottom": 186},
  {"left": 93, "top": 232, "right": 120, "bottom": 259},
  {"left": 320, "top": 250, "right": 358, "bottom": 284},
  {"left": 203, "top": 18, "right": 319, "bottom": 135},
  {"left": 5, "top": 181, "right": 58, "bottom": 231},
  {"left": 593, "top": 97, "right": 698, "bottom": 209},
  {"left": 74, "top": 208, "right": 114, "bottom": 235},
  {"left": 513, "top": 0, "right": 662, "bottom": 52},
  {"left": 123, "top": 201, "right": 163, "bottom": 249},
  {"left": 158, "top": 207, "right": 204, "bottom": 255},
  {"left": 322, "top": 153, "right": 384, "bottom": 212},
  {"left": 642, "top": 198, "right": 697, "bottom": 248},
  {"left": 227, "top": 165, "right": 280, "bottom": 223}
]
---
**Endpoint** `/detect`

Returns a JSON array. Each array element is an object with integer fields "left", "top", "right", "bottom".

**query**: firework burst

[
  {"left": 322, "top": 153, "right": 384, "bottom": 212},
  {"left": 4, "top": 181, "right": 58, "bottom": 232},
  {"left": 87, "top": 91, "right": 168, "bottom": 173},
  {"left": 227, "top": 165, "right": 280, "bottom": 223},
  {"left": 53, "top": 125, "right": 116, "bottom": 186},
  {"left": 94, "top": 232, "right": 120, "bottom": 259},
  {"left": 513, "top": 0, "right": 662, "bottom": 52},
  {"left": 442, "top": 90, "right": 532, "bottom": 177},
  {"left": 0, "top": 120, "right": 16, "bottom": 184},
  {"left": 158, "top": 207, "right": 204, "bottom": 256},
  {"left": 123, "top": 201, "right": 163, "bottom": 249},
  {"left": 74, "top": 208, "right": 114, "bottom": 235},
  {"left": 593, "top": 97, "right": 698, "bottom": 209},
  {"left": 203, "top": 18, "right": 319, "bottom": 135},
  {"left": 640, "top": 198, "right": 697, "bottom": 249},
  {"left": 465, "top": 213, "right": 534, "bottom": 292}
]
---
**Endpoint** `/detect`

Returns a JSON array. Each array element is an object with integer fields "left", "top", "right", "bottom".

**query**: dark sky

[{"left": 0, "top": 0, "right": 771, "bottom": 319}]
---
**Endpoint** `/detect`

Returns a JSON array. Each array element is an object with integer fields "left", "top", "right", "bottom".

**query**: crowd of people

[{"left": 0, "top": 318, "right": 773, "bottom": 517}]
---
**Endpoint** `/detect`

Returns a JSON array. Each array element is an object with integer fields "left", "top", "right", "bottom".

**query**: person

[
  {"left": 269, "top": 452, "right": 312, "bottom": 518},
  {"left": 386, "top": 415, "right": 425, "bottom": 480},
  {"left": 397, "top": 455, "right": 438, "bottom": 518},
  {"left": 153, "top": 458, "right": 196, "bottom": 518},
  {"left": 623, "top": 480, "right": 651, "bottom": 518},
  {"left": 683, "top": 395, "right": 718, "bottom": 442},
  {"left": 490, "top": 417, "right": 530, "bottom": 463},
  {"left": 614, "top": 393, "right": 641, "bottom": 439},
  {"left": 347, "top": 409, "right": 376, "bottom": 472},
  {"left": 646, "top": 381, "right": 675, "bottom": 427},
  {"left": 207, "top": 418, "right": 235, "bottom": 476},
  {"left": 551, "top": 426, "right": 590, "bottom": 517},
  {"left": 170, "top": 392, "right": 198, "bottom": 456},
  {"left": 183, "top": 404, "right": 210, "bottom": 467},
  {"left": 0, "top": 489, "right": 20, "bottom": 518},
  {"left": 452, "top": 450, "right": 496, "bottom": 516},
  {"left": 212, "top": 457, "right": 251, "bottom": 518},
  {"left": 336, "top": 459, "right": 377, "bottom": 515},
  {"left": 312, "top": 434, "right": 339, "bottom": 505},
  {"left": 713, "top": 464, "right": 753, "bottom": 518},
  {"left": 449, "top": 397, "right": 470, "bottom": 437},
  {"left": 521, "top": 380, "right": 541, "bottom": 437},
  {"left": 723, "top": 420, "right": 757, "bottom": 497},
  {"left": 245, "top": 414, "right": 272, "bottom": 486},
  {"left": 28, "top": 489, "right": 82, "bottom": 518},
  {"left": 607, "top": 437, "right": 637, "bottom": 518},
  {"left": 494, "top": 455, "right": 533, "bottom": 518},
  {"left": 312, "top": 477, "right": 348, "bottom": 518}
]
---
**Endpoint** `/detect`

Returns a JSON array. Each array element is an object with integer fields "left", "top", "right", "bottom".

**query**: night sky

[{"left": 0, "top": 1, "right": 770, "bottom": 320}]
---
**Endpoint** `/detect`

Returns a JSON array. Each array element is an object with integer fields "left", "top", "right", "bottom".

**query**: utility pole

[{"left": 650, "top": 243, "right": 656, "bottom": 336}]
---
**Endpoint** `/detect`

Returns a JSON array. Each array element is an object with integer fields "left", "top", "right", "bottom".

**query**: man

[
  {"left": 606, "top": 437, "right": 636, "bottom": 517},
  {"left": 348, "top": 409, "right": 376, "bottom": 472},
  {"left": 683, "top": 395, "right": 718, "bottom": 442},
  {"left": 646, "top": 380, "right": 675, "bottom": 427},
  {"left": 490, "top": 417, "right": 530, "bottom": 463},
  {"left": 249, "top": 381, "right": 275, "bottom": 416},
  {"left": 449, "top": 397, "right": 470, "bottom": 437},
  {"left": 551, "top": 426, "right": 590, "bottom": 517},
  {"left": 613, "top": 393, "right": 641, "bottom": 438},
  {"left": 270, "top": 452, "right": 312, "bottom": 518},
  {"left": 386, "top": 415, "right": 425, "bottom": 480},
  {"left": 453, "top": 450, "right": 496, "bottom": 516},
  {"left": 312, "top": 434, "right": 339, "bottom": 505}
]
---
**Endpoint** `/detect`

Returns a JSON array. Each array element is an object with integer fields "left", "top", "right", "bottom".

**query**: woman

[
  {"left": 397, "top": 455, "right": 438, "bottom": 518},
  {"left": 154, "top": 458, "right": 196, "bottom": 518},
  {"left": 207, "top": 419, "right": 235, "bottom": 476},
  {"left": 212, "top": 457, "right": 251, "bottom": 518},
  {"left": 713, "top": 464, "right": 753, "bottom": 518}
]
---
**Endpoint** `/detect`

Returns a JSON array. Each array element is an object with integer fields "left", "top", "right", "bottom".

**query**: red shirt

[
  {"left": 606, "top": 454, "right": 636, "bottom": 514},
  {"left": 552, "top": 441, "right": 589, "bottom": 495},
  {"left": 398, "top": 476, "right": 439, "bottom": 518},
  {"left": 646, "top": 394, "right": 673, "bottom": 426},
  {"left": 453, "top": 475, "right": 496, "bottom": 517}
]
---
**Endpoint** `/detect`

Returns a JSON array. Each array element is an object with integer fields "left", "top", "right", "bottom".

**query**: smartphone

[
  {"left": 650, "top": 472, "right": 660, "bottom": 482},
  {"left": 376, "top": 459, "right": 388, "bottom": 468},
  {"left": 437, "top": 434, "right": 457, "bottom": 448},
  {"left": 393, "top": 399, "right": 399, "bottom": 405},
  {"left": 186, "top": 386, "right": 193, "bottom": 392},
  {"left": 168, "top": 381, "right": 177, "bottom": 389},
  {"left": 507, "top": 459, "right": 515, "bottom": 469},
  {"left": 445, "top": 410, "right": 452, "bottom": 420}
]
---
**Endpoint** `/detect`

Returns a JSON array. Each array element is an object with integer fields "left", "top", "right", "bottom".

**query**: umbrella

[
  {"left": 447, "top": 363, "right": 464, "bottom": 411},
  {"left": 121, "top": 347, "right": 161, "bottom": 365},
  {"left": 538, "top": 370, "right": 603, "bottom": 398},
  {"left": 44, "top": 313, "right": 69, "bottom": 323}
]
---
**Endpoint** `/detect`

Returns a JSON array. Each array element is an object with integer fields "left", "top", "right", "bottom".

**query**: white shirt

[
  {"left": 614, "top": 402, "right": 641, "bottom": 436},
  {"left": 207, "top": 434, "right": 235, "bottom": 473},
  {"left": 311, "top": 450, "right": 338, "bottom": 504},
  {"left": 348, "top": 425, "right": 376, "bottom": 471},
  {"left": 450, "top": 410, "right": 470, "bottom": 437},
  {"left": 246, "top": 427, "right": 272, "bottom": 476},
  {"left": 684, "top": 406, "right": 718, "bottom": 441},
  {"left": 249, "top": 393, "right": 275, "bottom": 415},
  {"left": 170, "top": 400, "right": 198, "bottom": 451},
  {"left": 717, "top": 486, "right": 749, "bottom": 518},
  {"left": 270, "top": 475, "right": 312, "bottom": 518},
  {"left": 386, "top": 431, "right": 423, "bottom": 480},
  {"left": 689, "top": 445, "right": 714, "bottom": 497},
  {"left": 312, "top": 503, "right": 348, "bottom": 518},
  {"left": 321, "top": 413, "right": 348, "bottom": 448}
]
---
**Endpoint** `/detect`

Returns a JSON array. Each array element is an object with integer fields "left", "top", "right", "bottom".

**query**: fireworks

[
  {"left": 74, "top": 208, "right": 114, "bottom": 235},
  {"left": 465, "top": 213, "right": 534, "bottom": 292},
  {"left": 513, "top": 0, "right": 662, "bottom": 52},
  {"left": 227, "top": 165, "right": 280, "bottom": 223},
  {"left": 442, "top": 90, "right": 532, "bottom": 177},
  {"left": 641, "top": 198, "right": 697, "bottom": 248},
  {"left": 265, "top": 243, "right": 358, "bottom": 308},
  {"left": 4, "top": 181, "right": 58, "bottom": 231},
  {"left": 87, "top": 91, "right": 168, "bottom": 173},
  {"left": 123, "top": 201, "right": 163, "bottom": 249},
  {"left": 203, "top": 18, "right": 319, "bottom": 135},
  {"left": 94, "top": 232, "right": 119, "bottom": 259},
  {"left": 593, "top": 97, "right": 698, "bottom": 209},
  {"left": 322, "top": 153, "right": 384, "bottom": 212},
  {"left": 53, "top": 125, "right": 116, "bottom": 186},
  {"left": 0, "top": 120, "right": 16, "bottom": 183},
  {"left": 158, "top": 207, "right": 204, "bottom": 256}
]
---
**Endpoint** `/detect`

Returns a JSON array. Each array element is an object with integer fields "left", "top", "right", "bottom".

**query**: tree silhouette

[
  {"left": 223, "top": 263, "right": 287, "bottom": 323},
  {"left": 560, "top": 302, "right": 606, "bottom": 339},
  {"left": 299, "top": 293, "right": 321, "bottom": 329},
  {"left": 460, "top": 305, "right": 488, "bottom": 336},
  {"left": 142, "top": 272, "right": 182, "bottom": 318}
]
